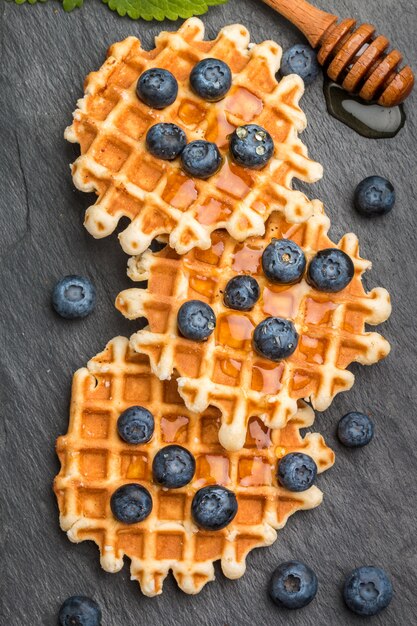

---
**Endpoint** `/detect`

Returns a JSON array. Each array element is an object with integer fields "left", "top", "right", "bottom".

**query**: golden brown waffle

[
  {"left": 54, "top": 336, "right": 334, "bottom": 596},
  {"left": 65, "top": 18, "right": 323, "bottom": 256},
  {"left": 117, "top": 201, "right": 391, "bottom": 451}
]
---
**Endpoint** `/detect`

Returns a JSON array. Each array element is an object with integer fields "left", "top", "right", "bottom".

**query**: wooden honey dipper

[{"left": 261, "top": 0, "right": 414, "bottom": 106}]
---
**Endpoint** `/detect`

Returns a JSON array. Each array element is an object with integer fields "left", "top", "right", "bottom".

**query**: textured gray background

[{"left": 1, "top": 0, "right": 416, "bottom": 624}]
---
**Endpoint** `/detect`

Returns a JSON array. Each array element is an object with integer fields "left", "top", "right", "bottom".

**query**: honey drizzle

[
  {"left": 224, "top": 87, "right": 264, "bottom": 122},
  {"left": 217, "top": 314, "right": 255, "bottom": 349},
  {"left": 160, "top": 415, "right": 189, "bottom": 442}
]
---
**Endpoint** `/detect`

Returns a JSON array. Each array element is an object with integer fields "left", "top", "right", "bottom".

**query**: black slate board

[{"left": 1, "top": 0, "right": 417, "bottom": 624}]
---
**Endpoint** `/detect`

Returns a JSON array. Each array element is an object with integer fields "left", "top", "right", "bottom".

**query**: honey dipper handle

[{"left": 261, "top": 0, "right": 338, "bottom": 47}]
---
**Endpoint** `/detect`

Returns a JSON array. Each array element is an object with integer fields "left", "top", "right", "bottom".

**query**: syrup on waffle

[
  {"left": 117, "top": 201, "right": 391, "bottom": 451},
  {"left": 65, "top": 18, "right": 323, "bottom": 256},
  {"left": 54, "top": 337, "right": 334, "bottom": 596}
]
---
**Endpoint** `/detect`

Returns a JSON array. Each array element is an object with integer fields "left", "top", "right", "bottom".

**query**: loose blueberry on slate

[
  {"left": 278, "top": 452, "right": 317, "bottom": 492},
  {"left": 262, "top": 238, "right": 306, "bottom": 284},
  {"left": 136, "top": 68, "right": 178, "bottom": 109},
  {"left": 192, "top": 485, "right": 238, "bottom": 530},
  {"left": 269, "top": 561, "right": 318, "bottom": 609},
  {"left": 180, "top": 140, "right": 222, "bottom": 179},
  {"left": 224, "top": 275, "right": 260, "bottom": 311},
  {"left": 152, "top": 444, "right": 196, "bottom": 488},
  {"left": 190, "top": 58, "right": 232, "bottom": 101},
  {"left": 354, "top": 176, "right": 395, "bottom": 217},
  {"left": 146, "top": 123, "right": 187, "bottom": 160},
  {"left": 343, "top": 566, "right": 393, "bottom": 616},
  {"left": 117, "top": 406, "right": 154, "bottom": 444},
  {"left": 253, "top": 317, "right": 298, "bottom": 361},
  {"left": 58, "top": 596, "right": 102, "bottom": 626},
  {"left": 281, "top": 44, "right": 320, "bottom": 85},
  {"left": 337, "top": 411, "right": 374, "bottom": 448},
  {"left": 177, "top": 300, "right": 216, "bottom": 341},
  {"left": 110, "top": 483, "right": 152, "bottom": 524},
  {"left": 230, "top": 124, "right": 274, "bottom": 169},
  {"left": 307, "top": 248, "right": 354, "bottom": 292},
  {"left": 52, "top": 275, "right": 96, "bottom": 320}
]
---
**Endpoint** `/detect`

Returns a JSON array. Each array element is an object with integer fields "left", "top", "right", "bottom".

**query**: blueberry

[
  {"left": 262, "top": 239, "right": 306, "bottom": 284},
  {"left": 224, "top": 275, "right": 260, "bottom": 311},
  {"left": 337, "top": 411, "right": 374, "bottom": 448},
  {"left": 110, "top": 483, "right": 152, "bottom": 524},
  {"left": 136, "top": 68, "right": 178, "bottom": 109},
  {"left": 117, "top": 406, "right": 154, "bottom": 444},
  {"left": 146, "top": 123, "right": 186, "bottom": 160},
  {"left": 281, "top": 44, "right": 320, "bottom": 86},
  {"left": 192, "top": 485, "right": 238, "bottom": 530},
  {"left": 180, "top": 140, "right": 222, "bottom": 179},
  {"left": 354, "top": 176, "right": 395, "bottom": 217},
  {"left": 58, "top": 596, "right": 101, "bottom": 626},
  {"left": 253, "top": 317, "right": 298, "bottom": 361},
  {"left": 52, "top": 275, "right": 96, "bottom": 319},
  {"left": 190, "top": 58, "right": 232, "bottom": 101},
  {"left": 307, "top": 248, "right": 354, "bottom": 292},
  {"left": 269, "top": 561, "right": 318, "bottom": 609},
  {"left": 177, "top": 300, "right": 216, "bottom": 341},
  {"left": 230, "top": 124, "right": 274, "bottom": 169},
  {"left": 277, "top": 452, "right": 317, "bottom": 492},
  {"left": 152, "top": 444, "right": 195, "bottom": 488},
  {"left": 343, "top": 566, "right": 393, "bottom": 616}
]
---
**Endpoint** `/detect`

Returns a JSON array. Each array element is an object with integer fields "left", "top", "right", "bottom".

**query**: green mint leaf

[
  {"left": 62, "top": 0, "right": 83, "bottom": 10},
  {"left": 102, "top": 0, "right": 228, "bottom": 21},
  {"left": 13, "top": 0, "right": 48, "bottom": 5}
]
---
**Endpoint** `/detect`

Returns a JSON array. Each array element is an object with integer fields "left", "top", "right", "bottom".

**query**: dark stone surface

[{"left": 1, "top": 1, "right": 416, "bottom": 624}]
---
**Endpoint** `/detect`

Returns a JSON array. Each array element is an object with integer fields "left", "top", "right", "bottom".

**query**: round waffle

[
  {"left": 54, "top": 337, "right": 334, "bottom": 596},
  {"left": 116, "top": 201, "right": 391, "bottom": 451},
  {"left": 65, "top": 17, "right": 323, "bottom": 256}
]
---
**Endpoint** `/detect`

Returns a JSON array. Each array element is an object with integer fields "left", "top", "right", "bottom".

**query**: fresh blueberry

[
  {"left": 269, "top": 561, "right": 318, "bottom": 609},
  {"left": 230, "top": 124, "right": 274, "bottom": 169},
  {"left": 192, "top": 485, "right": 238, "bottom": 530},
  {"left": 281, "top": 44, "right": 320, "bottom": 85},
  {"left": 146, "top": 123, "right": 186, "bottom": 160},
  {"left": 180, "top": 140, "right": 222, "bottom": 179},
  {"left": 307, "top": 248, "right": 354, "bottom": 292},
  {"left": 253, "top": 317, "right": 298, "bottom": 361},
  {"left": 52, "top": 275, "right": 96, "bottom": 320},
  {"left": 262, "top": 239, "right": 306, "bottom": 284},
  {"left": 224, "top": 275, "right": 260, "bottom": 311},
  {"left": 277, "top": 452, "right": 317, "bottom": 492},
  {"left": 136, "top": 68, "right": 178, "bottom": 109},
  {"left": 117, "top": 406, "right": 154, "bottom": 444},
  {"left": 190, "top": 58, "right": 232, "bottom": 101},
  {"left": 337, "top": 411, "right": 374, "bottom": 448},
  {"left": 58, "top": 596, "right": 101, "bottom": 626},
  {"left": 110, "top": 483, "right": 152, "bottom": 524},
  {"left": 354, "top": 176, "right": 395, "bottom": 217},
  {"left": 343, "top": 566, "right": 393, "bottom": 616},
  {"left": 152, "top": 444, "right": 195, "bottom": 488},
  {"left": 177, "top": 300, "right": 216, "bottom": 341}
]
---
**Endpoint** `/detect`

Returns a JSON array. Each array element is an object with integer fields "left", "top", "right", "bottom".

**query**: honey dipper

[{"left": 261, "top": 0, "right": 414, "bottom": 106}]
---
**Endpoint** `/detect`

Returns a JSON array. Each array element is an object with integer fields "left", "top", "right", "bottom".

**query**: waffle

[
  {"left": 54, "top": 336, "right": 334, "bottom": 597},
  {"left": 117, "top": 201, "right": 391, "bottom": 451},
  {"left": 65, "top": 17, "right": 323, "bottom": 256}
]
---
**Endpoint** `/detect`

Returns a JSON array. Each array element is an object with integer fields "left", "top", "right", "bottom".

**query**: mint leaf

[
  {"left": 102, "top": 0, "right": 228, "bottom": 21},
  {"left": 62, "top": 0, "right": 83, "bottom": 10},
  {"left": 13, "top": 0, "right": 48, "bottom": 5}
]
